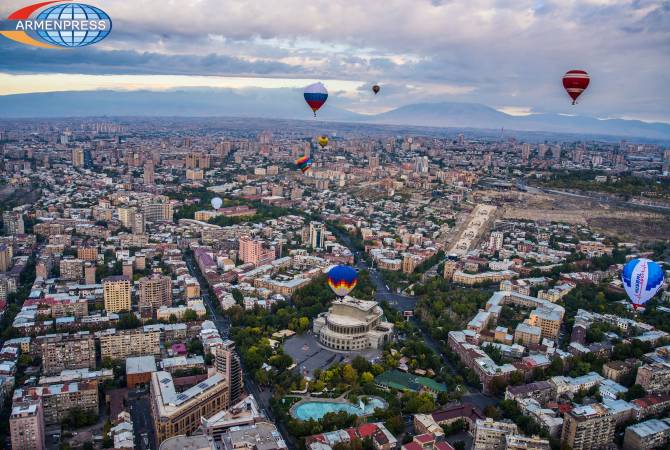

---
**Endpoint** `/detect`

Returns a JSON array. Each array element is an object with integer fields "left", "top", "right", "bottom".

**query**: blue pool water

[{"left": 292, "top": 398, "right": 386, "bottom": 421}]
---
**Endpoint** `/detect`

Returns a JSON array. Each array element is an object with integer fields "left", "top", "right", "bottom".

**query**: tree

[
  {"left": 625, "top": 384, "right": 646, "bottom": 401},
  {"left": 232, "top": 288, "right": 244, "bottom": 304},
  {"left": 361, "top": 372, "right": 374, "bottom": 384},
  {"left": 342, "top": 364, "right": 358, "bottom": 384},
  {"left": 183, "top": 309, "right": 198, "bottom": 322}
]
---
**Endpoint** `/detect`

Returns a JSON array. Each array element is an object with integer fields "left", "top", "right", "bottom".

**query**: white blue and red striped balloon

[
  {"left": 621, "top": 258, "right": 664, "bottom": 309},
  {"left": 303, "top": 82, "right": 328, "bottom": 116}
]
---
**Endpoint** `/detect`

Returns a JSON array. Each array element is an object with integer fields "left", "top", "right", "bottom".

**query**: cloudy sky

[{"left": 0, "top": 0, "right": 668, "bottom": 121}]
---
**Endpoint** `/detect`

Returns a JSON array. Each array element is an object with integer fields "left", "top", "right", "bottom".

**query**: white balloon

[{"left": 211, "top": 197, "right": 223, "bottom": 209}]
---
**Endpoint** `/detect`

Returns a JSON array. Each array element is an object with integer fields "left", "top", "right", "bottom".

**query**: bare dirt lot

[{"left": 480, "top": 189, "right": 670, "bottom": 242}]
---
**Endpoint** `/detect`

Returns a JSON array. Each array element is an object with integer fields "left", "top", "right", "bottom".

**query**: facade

[
  {"left": 239, "top": 236, "right": 275, "bottom": 266},
  {"left": 635, "top": 363, "right": 670, "bottom": 394},
  {"left": 622, "top": 418, "right": 670, "bottom": 450},
  {"left": 513, "top": 322, "right": 542, "bottom": 345},
  {"left": 103, "top": 276, "right": 132, "bottom": 313},
  {"left": 59, "top": 258, "right": 84, "bottom": 281},
  {"left": 138, "top": 274, "right": 173, "bottom": 317},
  {"left": 0, "top": 243, "right": 11, "bottom": 272},
  {"left": 13, "top": 381, "right": 99, "bottom": 425},
  {"left": 10, "top": 400, "right": 45, "bottom": 450},
  {"left": 150, "top": 371, "right": 229, "bottom": 445},
  {"left": 505, "top": 435, "right": 550, "bottom": 450},
  {"left": 3, "top": 211, "right": 25, "bottom": 235},
  {"left": 100, "top": 328, "right": 161, "bottom": 361},
  {"left": 473, "top": 418, "right": 518, "bottom": 450},
  {"left": 143, "top": 161, "right": 155, "bottom": 185},
  {"left": 308, "top": 222, "right": 325, "bottom": 249},
  {"left": 313, "top": 297, "right": 394, "bottom": 351},
  {"left": 76, "top": 246, "right": 98, "bottom": 261},
  {"left": 561, "top": 403, "right": 615, "bottom": 450},
  {"left": 40, "top": 333, "right": 96, "bottom": 375},
  {"left": 214, "top": 340, "right": 243, "bottom": 405},
  {"left": 452, "top": 270, "right": 516, "bottom": 286},
  {"left": 126, "top": 355, "right": 157, "bottom": 388}
]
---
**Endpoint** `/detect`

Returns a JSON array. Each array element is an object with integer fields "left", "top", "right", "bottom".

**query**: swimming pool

[{"left": 291, "top": 397, "right": 386, "bottom": 421}]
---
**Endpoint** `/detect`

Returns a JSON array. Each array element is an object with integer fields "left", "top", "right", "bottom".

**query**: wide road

[
  {"left": 129, "top": 394, "right": 156, "bottom": 450},
  {"left": 184, "top": 252, "right": 298, "bottom": 450}
]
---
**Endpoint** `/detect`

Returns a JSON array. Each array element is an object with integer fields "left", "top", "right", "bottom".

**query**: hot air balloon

[
  {"left": 327, "top": 265, "right": 358, "bottom": 297},
  {"left": 372, "top": 84, "right": 380, "bottom": 95},
  {"left": 621, "top": 258, "right": 665, "bottom": 310},
  {"left": 211, "top": 197, "right": 223, "bottom": 210},
  {"left": 304, "top": 82, "right": 328, "bottom": 116},
  {"left": 562, "top": 70, "right": 590, "bottom": 105},
  {"left": 317, "top": 136, "right": 329, "bottom": 149},
  {"left": 295, "top": 155, "right": 313, "bottom": 173}
]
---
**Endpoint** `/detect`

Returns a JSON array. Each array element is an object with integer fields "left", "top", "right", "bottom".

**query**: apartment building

[
  {"left": 39, "top": 333, "right": 96, "bottom": 375},
  {"left": 59, "top": 258, "right": 84, "bottom": 281},
  {"left": 150, "top": 371, "right": 229, "bottom": 444},
  {"left": 214, "top": 340, "right": 243, "bottom": 405},
  {"left": 473, "top": 418, "right": 518, "bottom": 450},
  {"left": 239, "top": 236, "right": 275, "bottom": 266},
  {"left": 623, "top": 418, "right": 670, "bottom": 450},
  {"left": 99, "top": 328, "right": 161, "bottom": 361},
  {"left": 103, "top": 275, "right": 132, "bottom": 313},
  {"left": 10, "top": 400, "right": 45, "bottom": 450},
  {"left": 635, "top": 363, "right": 670, "bottom": 395},
  {"left": 561, "top": 403, "right": 615, "bottom": 450},
  {"left": 76, "top": 246, "right": 98, "bottom": 261},
  {"left": 13, "top": 381, "right": 99, "bottom": 425},
  {"left": 138, "top": 274, "right": 172, "bottom": 317}
]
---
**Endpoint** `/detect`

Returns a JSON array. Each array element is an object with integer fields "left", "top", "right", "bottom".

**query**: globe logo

[
  {"left": 36, "top": 3, "right": 111, "bottom": 47},
  {"left": 0, "top": 1, "right": 112, "bottom": 49}
]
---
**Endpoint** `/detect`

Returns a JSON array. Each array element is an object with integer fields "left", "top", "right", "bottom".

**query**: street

[{"left": 129, "top": 393, "right": 156, "bottom": 450}]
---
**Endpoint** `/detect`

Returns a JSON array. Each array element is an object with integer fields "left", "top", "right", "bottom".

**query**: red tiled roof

[
  {"left": 357, "top": 423, "right": 379, "bottom": 438},
  {"left": 415, "top": 434, "right": 434, "bottom": 444},
  {"left": 402, "top": 442, "right": 423, "bottom": 450}
]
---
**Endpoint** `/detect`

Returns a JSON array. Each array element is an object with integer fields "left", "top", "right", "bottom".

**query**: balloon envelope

[
  {"left": 211, "top": 197, "right": 223, "bottom": 209},
  {"left": 327, "top": 265, "right": 358, "bottom": 297},
  {"left": 304, "top": 82, "right": 328, "bottom": 116},
  {"left": 621, "top": 258, "right": 664, "bottom": 309},
  {"left": 372, "top": 84, "right": 380, "bottom": 94},
  {"left": 318, "top": 136, "right": 329, "bottom": 148},
  {"left": 562, "top": 70, "right": 590, "bottom": 105},
  {"left": 295, "top": 155, "right": 313, "bottom": 173}
]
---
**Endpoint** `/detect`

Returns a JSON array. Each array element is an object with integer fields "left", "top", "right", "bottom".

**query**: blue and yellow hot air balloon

[
  {"left": 622, "top": 258, "right": 665, "bottom": 310},
  {"left": 327, "top": 265, "right": 358, "bottom": 297}
]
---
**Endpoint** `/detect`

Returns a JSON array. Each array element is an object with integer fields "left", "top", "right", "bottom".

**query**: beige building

[
  {"left": 561, "top": 403, "right": 615, "bottom": 450},
  {"left": 473, "top": 418, "right": 518, "bottom": 450},
  {"left": 214, "top": 340, "right": 243, "bottom": 405},
  {"left": 150, "top": 371, "right": 229, "bottom": 445},
  {"left": 505, "top": 435, "right": 550, "bottom": 450},
  {"left": 186, "top": 168, "right": 204, "bottom": 180},
  {"left": 0, "top": 244, "right": 11, "bottom": 272},
  {"left": 13, "top": 381, "right": 99, "bottom": 425},
  {"left": 100, "top": 328, "right": 161, "bottom": 361},
  {"left": 527, "top": 307, "right": 561, "bottom": 341},
  {"left": 40, "top": 333, "right": 96, "bottom": 375},
  {"left": 103, "top": 276, "right": 132, "bottom": 313},
  {"left": 513, "top": 322, "right": 542, "bottom": 346},
  {"left": 452, "top": 270, "right": 516, "bottom": 286},
  {"left": 10, "top": 400, "right": 45, "bottom": 450},
  {"left": 138, "top": 274, "right": 173, "bottom": 317},
  {"left": 77, "top": 246, "right": 98, "bottom": 261},
  {"left": 313, "top": 297, "right": 394, "bottom": 351}
]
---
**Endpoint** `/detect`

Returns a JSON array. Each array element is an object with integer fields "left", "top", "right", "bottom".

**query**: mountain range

[{"left": 1, "top": 88, "right": 669, "bottom": 141}]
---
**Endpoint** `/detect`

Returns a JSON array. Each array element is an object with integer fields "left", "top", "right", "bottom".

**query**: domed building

[{"left": 313, "top": 297, "right": 394, "bottom": 351}]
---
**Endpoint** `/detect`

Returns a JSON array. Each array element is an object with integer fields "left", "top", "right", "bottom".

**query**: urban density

[{"left": 0, "top": 116, "right": 668, "bottom": 450}]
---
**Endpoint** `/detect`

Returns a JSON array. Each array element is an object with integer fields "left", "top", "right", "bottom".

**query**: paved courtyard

[{"left": 283, "top": 332, "right": 382, "bottom": 377}]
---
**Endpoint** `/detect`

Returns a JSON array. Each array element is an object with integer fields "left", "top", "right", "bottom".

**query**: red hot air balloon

[{"left": 562, "top": 70, "right": 590, "bottom": 105}]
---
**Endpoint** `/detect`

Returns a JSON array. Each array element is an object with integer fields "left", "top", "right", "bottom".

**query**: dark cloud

[{"left": 0, "top": 41, "right": 302, "bottom": 76}]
